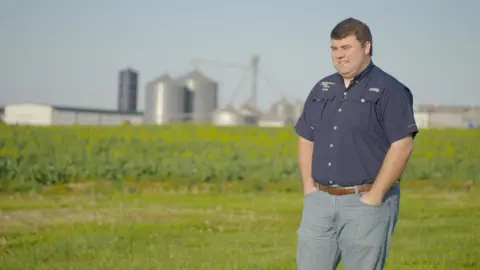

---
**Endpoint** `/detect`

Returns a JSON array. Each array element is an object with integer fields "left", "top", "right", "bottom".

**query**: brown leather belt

[{"left": 314, "top": 182, "right": 373, "bottom": 195}]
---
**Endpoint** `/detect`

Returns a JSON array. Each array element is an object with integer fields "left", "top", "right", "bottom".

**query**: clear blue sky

[{"left": 1, "top": 0, "right": 479, "bottom": 111}]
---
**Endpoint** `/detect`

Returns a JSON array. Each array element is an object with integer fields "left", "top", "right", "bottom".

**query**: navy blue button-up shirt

[{"left": 295, "top": 61, "right": 419, "bottom": 187}]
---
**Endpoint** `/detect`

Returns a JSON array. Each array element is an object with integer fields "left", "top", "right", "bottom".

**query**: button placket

[
  {"left": 327, "top": 94, "right": 343, "bottom": 186},
  {"left": 336, "top": 92, "right": 345, "bottom": 128}
]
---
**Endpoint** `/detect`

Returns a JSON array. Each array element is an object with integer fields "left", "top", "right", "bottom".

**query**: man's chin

[{"left": 337, "top": 69, "right": 353, "bottom": 78}]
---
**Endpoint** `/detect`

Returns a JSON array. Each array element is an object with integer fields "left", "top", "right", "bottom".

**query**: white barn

[
  {"left": 212, "top": 105, "right": 244, "bottom": 126},
  {"left": 3, "top": 103, "right": 143, "bottom": 126},
  {"left": 258, "top": 113, "right": 294, "bottom": 127}
]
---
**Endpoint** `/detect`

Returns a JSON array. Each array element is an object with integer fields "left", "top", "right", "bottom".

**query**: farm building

[
  {"left": 293, "top": 99, "right": 304, "bottom": 122},
  {"left": 175, "top": 69, "right": 218, "bottom": 123},
  {"left": 268, "top": 97, "right": 294, "bottom": 119},
  {"left": 117, "top": 68, "right": 139, "bottom": 113},
  {"left": 3, "top": 103, "right": 143, "bottom": 126},
  {"left": 143, "top": 73, "right": 188, "bottom": 124},
  {"left": 257, "top": 97, "right": 296, "bottom": 127},
  {"left": 258, "top": 113, "right": 294, "bottom": 127},
  {"left": 414, "top": 105, "right": 480, "bottom": 128},
  {"left": 237, "top": 103, "right": 262, "bottom": 125},
  {"left": 144, "top": 69, "right": 219, "bottom": 124},
  {"left": 212, "top": 104, "right": 245, "bottom": 126}
]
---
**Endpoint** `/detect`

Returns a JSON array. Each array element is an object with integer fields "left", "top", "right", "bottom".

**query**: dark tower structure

[{"left": 118, "top": 68, "right": 138, "bottom": 112}]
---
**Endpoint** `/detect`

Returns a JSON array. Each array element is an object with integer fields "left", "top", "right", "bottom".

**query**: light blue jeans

[{"left": 296, "top": 184, "right": 400, "bottom": 270}]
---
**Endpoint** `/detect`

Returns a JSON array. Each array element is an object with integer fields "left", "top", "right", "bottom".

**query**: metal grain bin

[
  {"left": 268, "top": 97, "right": 294, "bottom": 119},
  {"left": 144, "top": 73, "right": 186, "bottom": 124},
  {"left": 176, "top": 69, "right": 218, "bottom": 123},
  {"left": 117, "top": 68, "right": 138, "bottom": 113},
  {"left": 294, "top": 99, "right": 304, "bottom": 122}
]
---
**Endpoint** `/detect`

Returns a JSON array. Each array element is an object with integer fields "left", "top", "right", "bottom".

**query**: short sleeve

[
  {"left": 380, "top": 84, "right": 419, "bottom": 144},
  {"left": 294, "top": 90, "right": 315, "bottom": 141}
]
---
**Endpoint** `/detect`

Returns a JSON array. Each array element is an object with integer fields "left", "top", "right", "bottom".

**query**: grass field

[
  {"left": 0, "top": 180, "right": 479, "bottom": 269},
  {"left": 0, "top": 124, "right": 479, "bottom": 269}
]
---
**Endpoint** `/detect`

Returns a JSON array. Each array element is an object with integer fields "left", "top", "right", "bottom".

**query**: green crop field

[{"left": 0, "top": 124, "right": 479, "bottom": 269}]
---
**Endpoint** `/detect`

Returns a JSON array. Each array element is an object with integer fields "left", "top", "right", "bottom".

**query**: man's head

[{"left": 330, "top": 18, "right": 372, "bottom": 80}]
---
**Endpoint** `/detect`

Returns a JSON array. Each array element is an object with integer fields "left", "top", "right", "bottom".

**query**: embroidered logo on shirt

[
  {"left": 320, "top": 81, "right": 335, "bottom": 91},
  {"left": 368, "top": 88, "right": 380, "bottom": 92}
]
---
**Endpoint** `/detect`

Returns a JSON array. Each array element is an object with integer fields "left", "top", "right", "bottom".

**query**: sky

[{"left": 1, "top": 0, "right": 479, "bottom": 112}]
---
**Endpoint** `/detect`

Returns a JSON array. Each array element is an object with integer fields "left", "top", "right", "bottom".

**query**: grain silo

[
  {"left": 293, "top": 99, "right": 304, "bottom": 121},
  {"left": 144, "top": 73, "right": 186, "bottom": 124},
  {"left": 176, "top": 69, "right": 218, "bottom": 123},
  {"left": 269, "top": 97, "right": 294, "bottom": 118},
  {"left": 118, "top": 68, "right": 138, "bottom": 113}
]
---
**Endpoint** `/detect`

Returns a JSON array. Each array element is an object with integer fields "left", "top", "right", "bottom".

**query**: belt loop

[{"left": 354, "top": 185, "right": 359, "bottom": 194}]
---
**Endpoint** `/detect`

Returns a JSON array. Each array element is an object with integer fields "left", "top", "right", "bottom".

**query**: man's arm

[
  {"left": 294, "top": 90, "right": 316, "bottom": 195},
  {"left": 362, "top": 84, "right": 418, "bottom": 203},
  {"left": 298, "top": 137, "right": 316, "bottom": 194},
  {"left": 368, "top": 136, "right": 413, "bottom": 198}
]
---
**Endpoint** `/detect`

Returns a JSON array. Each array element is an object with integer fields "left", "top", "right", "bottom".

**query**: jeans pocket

[
  {"left": 304, "top": 189, "right": 318, "bottom": 200},
  {"left": 357, "top": 192, "right": 384, "bottom": 208}
]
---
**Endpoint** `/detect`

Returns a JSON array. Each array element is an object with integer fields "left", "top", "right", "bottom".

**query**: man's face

[{"left": 330, "top": 35, "right": 371, "bottom": 79}]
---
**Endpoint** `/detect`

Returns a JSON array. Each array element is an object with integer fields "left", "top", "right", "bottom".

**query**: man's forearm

[
  {"left": 370, "top": 136, "right": 414, "bottom": 197},
  {"left": 297, "top": 137, "right": 314, "bottom": 189}
]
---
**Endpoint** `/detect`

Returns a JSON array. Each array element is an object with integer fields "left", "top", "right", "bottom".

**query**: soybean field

[{"left": 1, "top": 124, "right": 478, "bottom": 189}]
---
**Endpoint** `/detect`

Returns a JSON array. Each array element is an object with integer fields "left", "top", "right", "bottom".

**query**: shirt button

[
  {"left": 311, "top": 126, "right": 314, "bottom": 130},
  {"left": 333, "top": 126, "right": 337, "bottom": 130},
  {"left": 330, "top": 144, "right": 333, "bottom": 147},
  {"left": 338, "top": 108, "right": 342, "bottom": 112},
  {"left": 344, "top": 92, "right": 347, "bottom": 96},
  {"left": 328, "top": 162, "right": 331, "bottom": 166},
  {"left": 329, "top": 181, "right": 333, "bottom": 184},
  {"left": 361, "top": 98, "right": 365, "bottom": 103}
]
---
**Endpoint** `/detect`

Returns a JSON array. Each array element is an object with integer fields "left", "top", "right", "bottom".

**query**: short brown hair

[{"left": 330, "top": 17, "right": 373, "bottom": 56}]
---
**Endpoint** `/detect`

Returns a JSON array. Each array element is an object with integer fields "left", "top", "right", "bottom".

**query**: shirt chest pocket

[
  {"left": 307, "top": 90, "right": 336, "bottom": 127},
  {"left": 343, "top": 91, "right": 381, "bottom": 130}
]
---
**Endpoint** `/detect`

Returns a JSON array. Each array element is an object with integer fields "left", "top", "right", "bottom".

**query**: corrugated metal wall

[
  {"left": 212, "top": 105, "right": 244, "bottom": 126},
  {"left": 143, "top": 78, "right": 158, "bottom": 124},
  {"left": 52, "top": 110, "right": 142, "bottom": 125},
  {"left": 3, "top": 104, "right": 53, "bottom": 125},
  {"left": 176, "top": 69, "right": 218, "bottom": 123},
  {"left": 268, "top": 97, "right": 294, "bottom": 119},
  {"left": 117, "top": 68, "right": 138, "bottom": 113},
  {"left": 144, "top": 74, "right": 186, "bottom": 124}
]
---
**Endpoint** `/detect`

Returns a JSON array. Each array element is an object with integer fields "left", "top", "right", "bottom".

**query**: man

[{"left": 295, "top": 17, "right": 418, "bottom": 270}]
